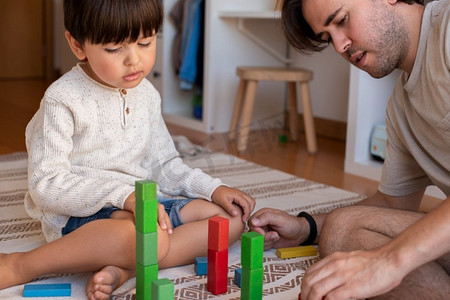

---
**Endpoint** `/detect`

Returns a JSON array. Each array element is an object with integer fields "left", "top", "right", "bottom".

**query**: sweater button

[{"left": 121, "top": 89, "right": 127, "bottom": 95}]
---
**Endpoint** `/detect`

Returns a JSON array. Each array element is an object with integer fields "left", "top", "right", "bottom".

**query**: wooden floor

[{"left": 0, "top": 79, "right": 439, "bottom": 211}]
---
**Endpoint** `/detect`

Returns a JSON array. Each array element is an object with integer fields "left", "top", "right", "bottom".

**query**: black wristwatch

[{"left": 297, "top": 211, "right": 317, "bottom": 246}]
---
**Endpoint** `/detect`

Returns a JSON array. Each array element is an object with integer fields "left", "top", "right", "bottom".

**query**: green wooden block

[
  {"left": 241, "top": 267, "right": 263, "bottom": 300},
  {"left": 151, "top": 278, "right": 174, "bottom": 299},
  {"left": 136, "top": 263, "right": 158, "bottom": 300},
  {"left": 241, "top": 232, "right": 264, "bottom": 269},
  {"left": 136, "top": 231, "right": 158, "bottom": 266},
  {"left": 135, "top": 180, "right": 158, "bottom": 233}
]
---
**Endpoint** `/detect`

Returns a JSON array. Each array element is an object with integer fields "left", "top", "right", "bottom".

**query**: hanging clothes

[{"left": 170, "top": 0, "right": 204, "bottom": 91}]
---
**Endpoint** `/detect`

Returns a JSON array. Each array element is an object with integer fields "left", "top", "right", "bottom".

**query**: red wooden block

[
  {"left": 208, "top": 216, "right": 229, "bottom": 252},
  {"left": 298, "top": 292, "right": 301, "bottom": 300},
  {"left": 207, "top": 249, "right": 228, "bottom": 295}
]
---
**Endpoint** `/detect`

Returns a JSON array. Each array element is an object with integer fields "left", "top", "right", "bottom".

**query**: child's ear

[{"left": 65, "top": 31, "right": 87, "bottom": 61}]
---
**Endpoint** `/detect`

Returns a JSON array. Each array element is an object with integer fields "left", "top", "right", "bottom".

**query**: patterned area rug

[{"left": 0, "top": 150, "right": 365, "bottom": 299}]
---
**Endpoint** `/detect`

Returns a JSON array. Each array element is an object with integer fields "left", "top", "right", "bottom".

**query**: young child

[{"left": 0, "top": 0, "right": 255, "bottom": 299}]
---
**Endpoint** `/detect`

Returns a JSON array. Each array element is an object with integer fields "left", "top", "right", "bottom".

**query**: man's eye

[
  {"left": 318, "top": 34, "right": 331, "bottom": 43},
  {"left": 338, "top": 15, "right": 347, "bottom": 26}
]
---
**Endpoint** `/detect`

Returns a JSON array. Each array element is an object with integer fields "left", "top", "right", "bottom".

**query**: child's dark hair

[
  {"left": 281, "top": 0, "right": 424, "bottom": 53},
  {"left": 64, "top": 0, "right": 163, "bottom": 45}
]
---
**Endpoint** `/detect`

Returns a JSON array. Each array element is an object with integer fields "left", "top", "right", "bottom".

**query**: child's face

[{"left": 78, "top": 33, "right": 157, "bottom": 89}]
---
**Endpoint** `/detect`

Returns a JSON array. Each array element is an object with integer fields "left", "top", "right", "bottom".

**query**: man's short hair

[
  {"left": 64, "top": 0, "right": 163, "bottom": 45},
  {"left": 281, "top": 0, "right": 424, "bottom": 53}
]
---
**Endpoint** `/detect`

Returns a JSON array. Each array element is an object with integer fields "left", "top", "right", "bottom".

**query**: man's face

[{"left": 302, "top": 0, "right": 410, "bottom": 78}]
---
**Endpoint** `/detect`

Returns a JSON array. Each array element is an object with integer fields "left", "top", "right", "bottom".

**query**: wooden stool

[{"left": 228, "top": 66, "right": 318, "bottom": 153}]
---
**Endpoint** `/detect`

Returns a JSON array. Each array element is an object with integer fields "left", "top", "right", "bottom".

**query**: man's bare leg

[{"left": 319, "top": 205, "right": 450, "bottom": 299}]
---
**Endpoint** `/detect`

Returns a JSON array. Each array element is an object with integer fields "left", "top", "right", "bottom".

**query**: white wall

[
  {"left": 291, "top": 48, "right": 350, "bottom": 122},
  {"left": 53, "top": 0, "right": 79, "bottom": 74}
]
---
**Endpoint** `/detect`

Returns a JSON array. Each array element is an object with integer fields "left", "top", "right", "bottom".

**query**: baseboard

[
  {"left": 286, "top": 113, "right": 347, "bottom": 141},
  {"left": 167, "top": 114, "right": 347, "bottom": 146}
]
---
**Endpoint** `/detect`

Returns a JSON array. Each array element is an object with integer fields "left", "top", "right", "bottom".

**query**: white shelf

[
  {"left": 219, "top": 10, "right": 288, "bottom": 64},
  {"left": 163, "top": 114, "right": 204, "bottom": 132},
  {"left": 218, "top": 10, "right": 281, "bottom": 19},
  {"left": 156, "top": 0, "right": 287, "bottom": 133}
]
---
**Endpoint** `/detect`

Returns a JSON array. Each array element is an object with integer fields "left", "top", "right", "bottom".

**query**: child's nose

[{"left": 125, "top": 48, "right": 140, "bottom": 66}]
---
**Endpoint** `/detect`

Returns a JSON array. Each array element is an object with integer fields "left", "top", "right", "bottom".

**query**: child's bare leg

[
  {"left": 159, "top": 200, "right": 244, "bottom": 268},
  {"left": 0, "top": 218, "right": 135, "bottom": 290},
  {"left": 0, "top": 211, "right": 170, "bottom": 300},
  {"left": 85, "top": 211, "right": 169, "bottom": 300}
]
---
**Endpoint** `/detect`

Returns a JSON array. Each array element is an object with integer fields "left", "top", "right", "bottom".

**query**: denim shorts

[{"left": 61, "top": 197, "right": 194, "bottom": 236}]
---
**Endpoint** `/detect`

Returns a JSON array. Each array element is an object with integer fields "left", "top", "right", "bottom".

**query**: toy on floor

[
  {"left": 278, "top": 133, "right": 288, "bottom": 143},
  {"left": 194, "top": 256, "right": 208, "bottom": 276},
  {"left": 23, "top": 283, "right": 71, "bottom": 297},
  {"left": 207, "top": 216, "right": 229, "bottom": 295},
  {"left": 275, "top": 245, "right": 317, "bottom": 259},
  {"left": 241, "top": 231, "right": 264, "bottom": 300},
  {"left": 234, "top": 267, "right": 242, "bottom": 287}
]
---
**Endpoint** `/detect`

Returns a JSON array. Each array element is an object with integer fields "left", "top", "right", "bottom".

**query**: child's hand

[
  {"left": 124, "top": 192, "right": 136, "bottom": 214},
  {"left": 211, "top": 185, "right": 255, "bottom": 223},
  {"left": 157, "top": 203, "right": 173, "bottom": 234}
]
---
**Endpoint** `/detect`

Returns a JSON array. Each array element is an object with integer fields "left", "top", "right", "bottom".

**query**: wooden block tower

[
  {"left": 135, "top": 180, "right": 159, "bottom": 300},
  {"left": 207, "top": 216, "right": 229, "bottom": 295},
  {"left": 240, "top": 232, "right": 264, "bottom": 300}
]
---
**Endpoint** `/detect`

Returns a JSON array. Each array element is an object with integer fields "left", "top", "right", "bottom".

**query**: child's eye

[
  {"left": 138, "top": 42, "right": 152, "bottom": 48},
  {"left": 105, "top": 48, "right": 120, "bottom": 54}
]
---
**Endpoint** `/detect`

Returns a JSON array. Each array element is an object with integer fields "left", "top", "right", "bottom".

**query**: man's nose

[{"left": 331, "top": 31, "right": 351, "bottom": 55}]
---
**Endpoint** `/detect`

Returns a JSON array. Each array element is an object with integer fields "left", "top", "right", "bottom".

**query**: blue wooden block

[
  {"left": 23, "top": 283, "right": 71, "bottom": 297},
  {"left": 194, "top": 256, "right": 208, "bottom": 276},
  {"left": 234, "top": 267, "right": 242, "bottom": 287}
]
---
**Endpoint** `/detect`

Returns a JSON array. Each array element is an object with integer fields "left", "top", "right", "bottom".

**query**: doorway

[{"left": 0, "top": 0, "right": 54, "bottom": 81}]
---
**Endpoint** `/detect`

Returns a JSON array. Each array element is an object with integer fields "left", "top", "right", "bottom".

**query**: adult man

[{"left": 249, "top": 0, "right": 450, "bottom": 299}]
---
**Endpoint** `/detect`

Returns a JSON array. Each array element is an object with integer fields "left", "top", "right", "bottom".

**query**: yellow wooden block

[{"left": 276, "top": 246, "right": 317, "bottom": 259}]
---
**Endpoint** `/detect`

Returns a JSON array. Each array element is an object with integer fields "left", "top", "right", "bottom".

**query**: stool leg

[
  {"left": 300, "top": 81, "right": 317, "bottom": 154},
  {"left": 237, "top": 80, "right": 258, "bottom": 152},
  {"left": 229, "top": 79, "right": 247, "bottom": 141},
  {"left": 288, "top": 82, "right": 299, "bottom": 141}
]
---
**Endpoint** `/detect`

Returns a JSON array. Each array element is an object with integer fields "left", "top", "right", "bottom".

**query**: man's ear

[{"left": 65, "top": 31, "right": 87, "bottom": 61}]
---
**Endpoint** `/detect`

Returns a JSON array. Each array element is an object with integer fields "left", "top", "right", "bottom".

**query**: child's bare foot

[{"left": 86, "top": 266, "right": 133, "bottom": 300}]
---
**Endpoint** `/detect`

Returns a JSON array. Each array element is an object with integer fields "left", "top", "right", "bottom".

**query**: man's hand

[
  {"left": 211, "top": 185, "right": 256, "bottom": 223},
  {"left": 248, "top": 208, "right": 310, "bottom": 250},
  {"left": 300, "top": 248, "right": 405, "bottom": 299}
]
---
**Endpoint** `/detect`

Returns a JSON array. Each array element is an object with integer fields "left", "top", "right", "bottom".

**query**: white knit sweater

[{"left": 25, "top": 64, "right": 222, "bottom": 242}]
